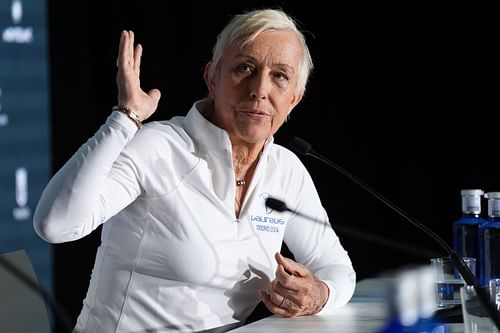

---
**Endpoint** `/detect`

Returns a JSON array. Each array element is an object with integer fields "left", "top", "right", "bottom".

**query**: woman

[{"left": 34, "top": 8, "right": 356, "bottom": 332}]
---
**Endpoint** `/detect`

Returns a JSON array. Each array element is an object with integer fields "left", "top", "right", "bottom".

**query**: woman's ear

[
  {"left": 204, "top": 62, "right": 216, "bottom": 98},
  {"left": 289, "top": 91, "right": 304, "bottom": 112}
]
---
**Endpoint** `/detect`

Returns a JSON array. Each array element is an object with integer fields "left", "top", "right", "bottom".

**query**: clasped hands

[{"left": 260, "top": 253, "right": 329, "bottom": 317}]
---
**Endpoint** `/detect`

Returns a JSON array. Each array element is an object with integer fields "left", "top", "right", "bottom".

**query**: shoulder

[
  {"left": 139, "top": 116, "right": 188, "bottom": 140},
  {"left": 266, "top": 142, "right": 315, "bottom": 191},
  {"left": 268, "top": 142, "right": 308, "bottom": 172},
  {"left": 128, "top": 116, "right": 195, "bottom": 152},
  {"left": 119, "top": 116, "right": 198, "bottom": 171}
]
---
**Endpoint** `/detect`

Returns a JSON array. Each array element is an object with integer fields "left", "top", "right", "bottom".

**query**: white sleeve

[
  {"left": 33, "top": 111, "right": 142, "bottom": 243},
  {"left": 283, "top": 169, "right": 356, "bottom": 314}
]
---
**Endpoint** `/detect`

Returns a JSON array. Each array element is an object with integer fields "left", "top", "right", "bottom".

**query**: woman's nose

[{"left": 249, "top": 72, "right": 271, "bottom": 100}]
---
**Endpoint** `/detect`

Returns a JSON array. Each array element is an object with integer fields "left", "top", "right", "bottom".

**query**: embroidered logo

[{"left": 251, "top": 192, "right": 286, "bottom": 233}]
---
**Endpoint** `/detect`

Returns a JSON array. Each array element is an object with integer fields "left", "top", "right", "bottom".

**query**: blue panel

[{"left": 0, "top": 0, "right": 52, "bottom": 298}]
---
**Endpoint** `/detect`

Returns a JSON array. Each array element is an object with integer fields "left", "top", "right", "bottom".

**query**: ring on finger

[{"left": 279, "top": 297, "right": 286, "bottom": 308}]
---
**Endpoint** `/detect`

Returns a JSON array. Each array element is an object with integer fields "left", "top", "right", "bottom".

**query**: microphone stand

[{"left": 287, "top": 137, "right": 500, "bottom": 329}]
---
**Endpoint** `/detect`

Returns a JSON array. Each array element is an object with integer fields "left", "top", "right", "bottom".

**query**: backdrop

[{"left": 48, "top": 1, "right": 498, "bottom": 331}]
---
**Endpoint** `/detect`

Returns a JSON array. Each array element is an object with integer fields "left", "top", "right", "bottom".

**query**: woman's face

[{"left": 205, "top": 30, "right": 304, "bottom": 146}]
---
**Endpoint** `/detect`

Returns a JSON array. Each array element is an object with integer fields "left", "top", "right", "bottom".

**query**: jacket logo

[
  {"left": 250, "top": 215, "right": 285, "bottom": 225},
  {"left": 250, "top": 215, "right": 285, "bottom": 233},
  {"left": 253, "top": 193, "right": 285, "bottom": 233}
]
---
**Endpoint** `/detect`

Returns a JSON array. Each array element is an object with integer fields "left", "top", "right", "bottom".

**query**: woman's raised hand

[{"left": 116, "top": 30, "right": 161, "bottom": 122}]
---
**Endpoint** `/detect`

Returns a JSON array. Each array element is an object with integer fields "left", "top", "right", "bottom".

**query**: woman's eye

[
  {"left": 275, "top": 72, "right": 289, "bottom": 81},
  {"left": 237, "top": 64, "right": 253, "bottom": 73}
]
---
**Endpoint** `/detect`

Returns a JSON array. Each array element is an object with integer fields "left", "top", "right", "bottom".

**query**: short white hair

[{"left": 208, "top": 9, "right": 313, "bottom": 95}]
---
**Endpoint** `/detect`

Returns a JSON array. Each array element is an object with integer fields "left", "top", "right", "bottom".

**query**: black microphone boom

[
  {"left": 285, "top": 136, "right": 500, "bottom": 329},
  {"left": 265, "top": 198, "right": 289, "bottom": 213}
]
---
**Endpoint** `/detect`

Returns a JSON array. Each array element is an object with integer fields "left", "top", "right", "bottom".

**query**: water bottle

[
  {"left": 452, "top": 189, "right": 486, "bottom": 277},
  {"left": 479, "top": 192, "right": 500, "bottom": 285}
]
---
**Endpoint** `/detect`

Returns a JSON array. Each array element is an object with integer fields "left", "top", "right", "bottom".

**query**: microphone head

[
  {"left": 265, "top": 197, "right": 289, "bottom": 212},
  {"left": 289, "top": 137, "right": 312, "bottom": 155}
]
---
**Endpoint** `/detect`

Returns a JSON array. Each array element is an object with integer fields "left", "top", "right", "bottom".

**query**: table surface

[{"left": 230, "top": 277, "right": 465, "bottom": 333}]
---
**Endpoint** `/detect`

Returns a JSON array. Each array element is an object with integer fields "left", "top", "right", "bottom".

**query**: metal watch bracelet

[{"left": 112, "top": 105, "right": 143, "bottom": 129}]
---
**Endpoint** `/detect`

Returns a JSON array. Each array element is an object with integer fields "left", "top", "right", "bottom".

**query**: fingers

[
  {"left": 148, "top": 88, "right": 161, "bottom": 100},
  {"left": 272, "top": 252, "right": 329, "bottom": 315},
  {"left": 267, "top": 276, "right": 327, "bottom": 317},
  {"left": 117, "top": 30, "right": 140, "bottom": 69},
  {"left": 117, "top": 31, "right": 124, "bottom": 67},
  {"left": 128, "top": 30, "right": 135, "bottom": 65},
  {"left": 134, "top": 43, "right": 142, "bottom": 73},
  {"left": 275, "top": 253, "right": 307, "bottom": 277},
  {"left": 274, "top": 253, "right": 311, "bottom": 293},
  {"left": 117, "top": 30, "right": 130, "bottom": 68},
  {"left": 148, "top": 89, "right": 162, "bottom": 110},
  {"left": 259, "top": 290, "right": 296, "bottom": 318},
  {"left": 275, "top": 265, "right": 300, "bottom": 292}
]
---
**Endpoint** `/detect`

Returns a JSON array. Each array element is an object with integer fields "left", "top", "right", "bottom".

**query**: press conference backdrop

[{"left": 0, "top": 0, "right": 52, "bottom": 297}]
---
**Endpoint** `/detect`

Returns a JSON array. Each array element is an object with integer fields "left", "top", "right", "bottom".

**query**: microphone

[
  {"left": 266, "top": 197, "right": 327, "bottom": 225},
  {"left": 265, "top": 198, "right": 289, "bottom": 214},
  {"left": 270, "top": 136, "right": 500, "bottom": 329}
]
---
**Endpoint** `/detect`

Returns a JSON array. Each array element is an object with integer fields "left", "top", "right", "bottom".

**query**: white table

[{"left": 230, "top": 277, "right": 465, "bottom": 332}]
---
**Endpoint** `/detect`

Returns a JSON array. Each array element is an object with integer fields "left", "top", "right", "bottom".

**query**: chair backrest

[{"left": 0, "top": 249, "right": 51, "bottom": 333}]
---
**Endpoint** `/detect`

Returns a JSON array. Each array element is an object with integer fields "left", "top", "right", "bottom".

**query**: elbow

[
  {"left": 33, "top": 185, "right": 94, "bottom": 243},
  {"left": 34, "top": 215, "right": 62, "bottom": 243},
  {"left": 33, "top": 204, "right": 94, "bottom": 243},
  {"left": 34, "top": 224, "right": 59, "bottom": 243},
  {"left": 33, "top": 206, "right": 67, "bottom": 243},
  {"left": 34, "top": 218, "right": 86, "bottom": 244}
]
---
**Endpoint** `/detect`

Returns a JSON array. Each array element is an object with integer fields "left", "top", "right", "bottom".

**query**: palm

[{"left": 115, "top": 30, "right": 161, "bottom": 121}]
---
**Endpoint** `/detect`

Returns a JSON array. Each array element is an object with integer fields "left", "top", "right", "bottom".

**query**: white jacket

[{"left": 34, "top": 100, "right": 356, "bottom": 332}]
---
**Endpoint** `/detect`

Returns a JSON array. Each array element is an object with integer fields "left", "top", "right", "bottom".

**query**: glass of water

[{"left": 430, "top": 256, "right": 476, "bottom": 307}]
